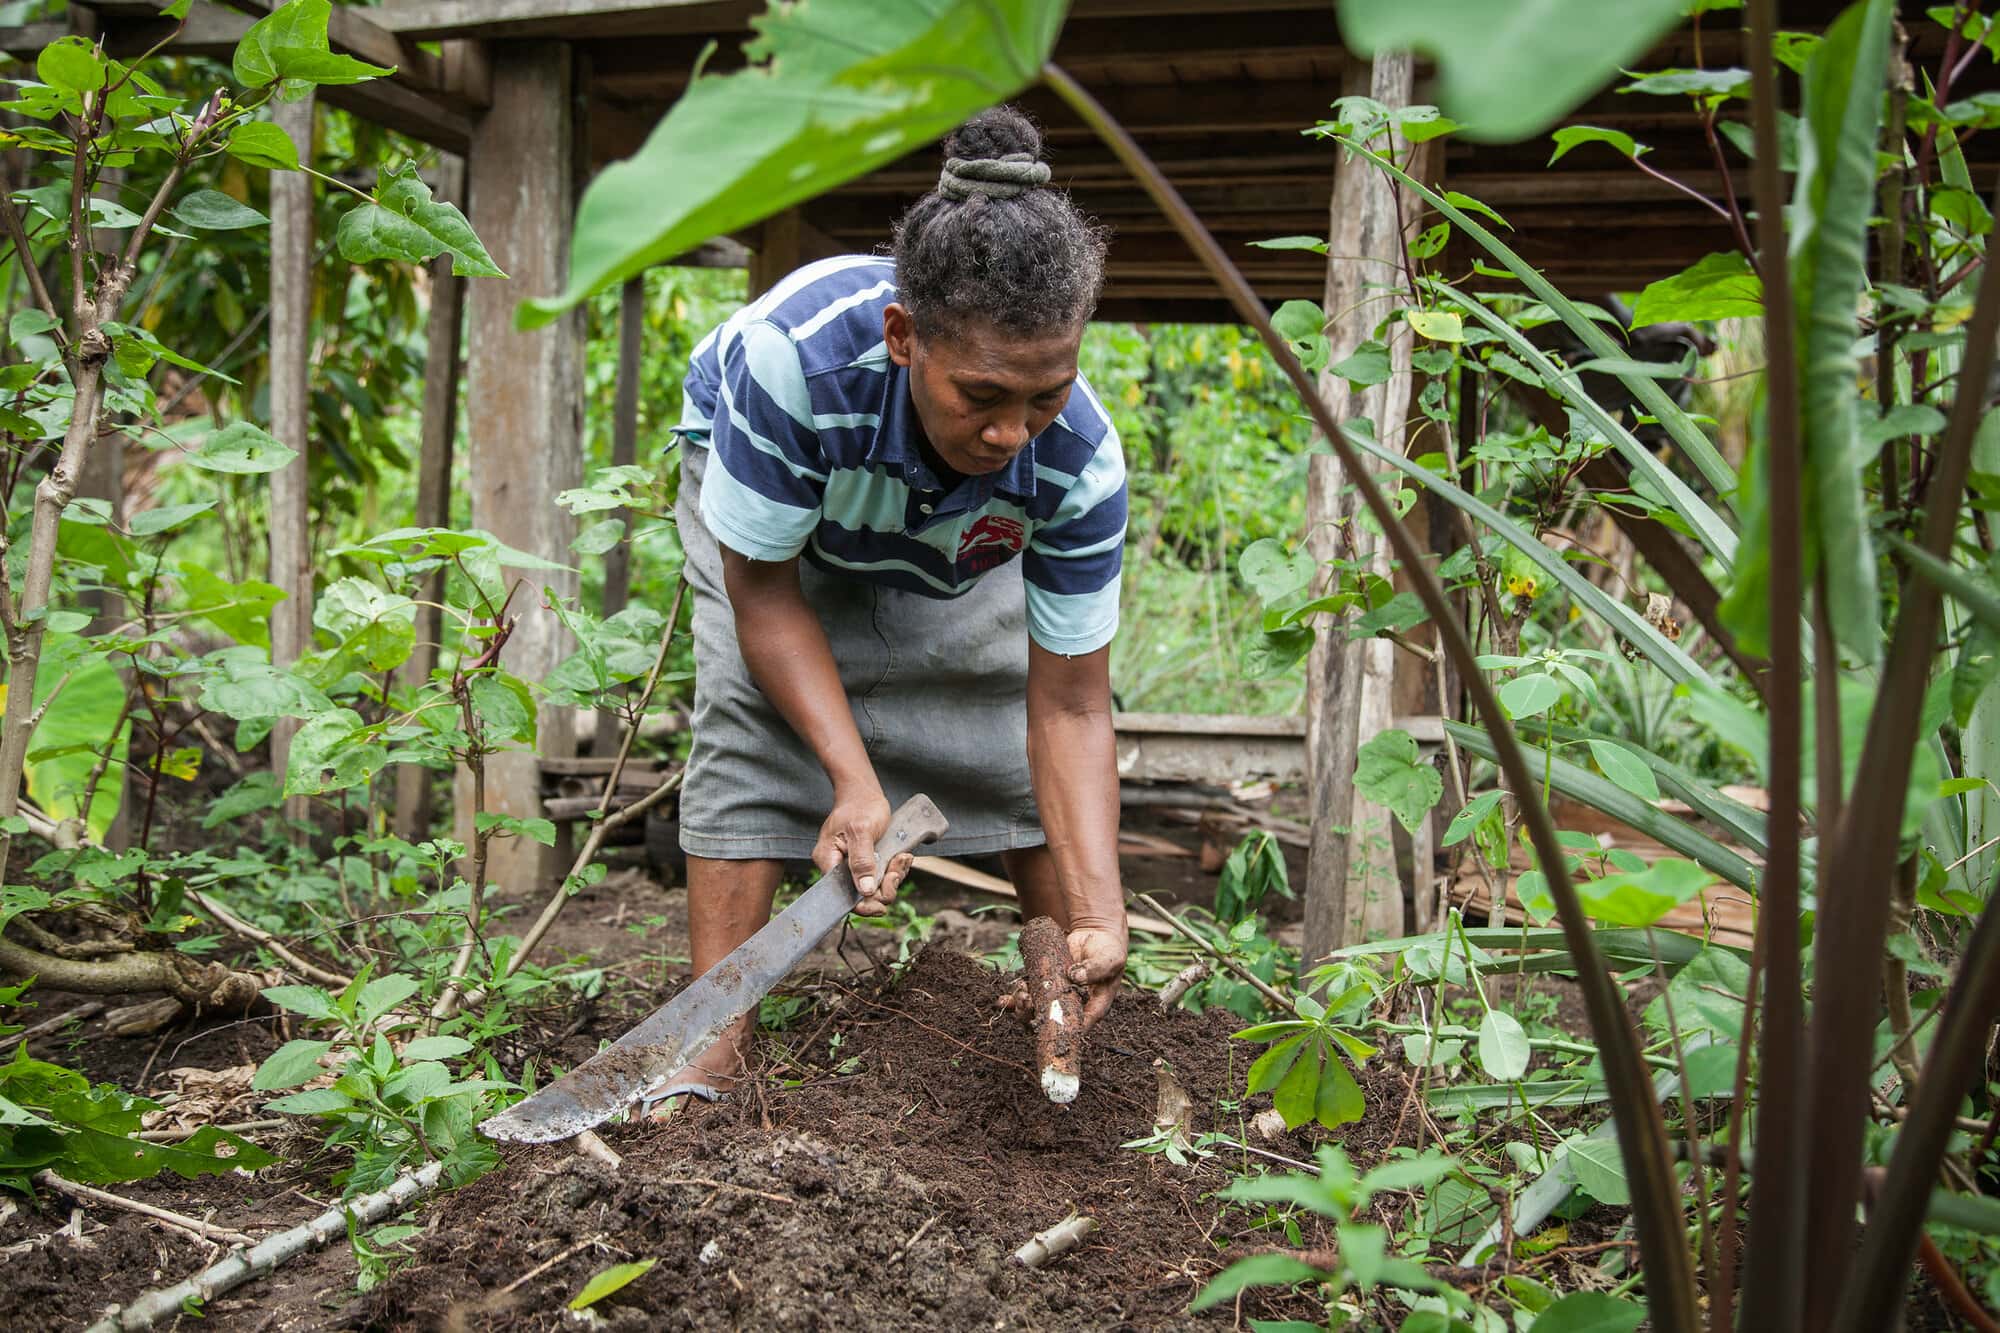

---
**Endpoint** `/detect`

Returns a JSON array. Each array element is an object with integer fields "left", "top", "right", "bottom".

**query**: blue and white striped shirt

[{"left": 674, "top": 255, "right": 1127, "bottom": 656}]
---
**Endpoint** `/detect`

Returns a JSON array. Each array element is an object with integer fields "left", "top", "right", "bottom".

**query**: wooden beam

[
  {"left": 460, "top": 42, "right": 584, "bottom": 890},
  {"left": 746, "top": 208, "right": 842, "bottom": 296},
  {"left": 395, "top": 154, "right": 467, "bottom": 843},
  {"left": 376, "top": 0, "right": 750, "bottom": 40},
  {"left": 267, "top": 87, "right": 314, "bottom": 829}
]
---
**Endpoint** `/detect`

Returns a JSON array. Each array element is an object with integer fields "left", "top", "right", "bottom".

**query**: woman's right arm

[{"left": 720, "top": 548, "right": 903, "bottom": 910}]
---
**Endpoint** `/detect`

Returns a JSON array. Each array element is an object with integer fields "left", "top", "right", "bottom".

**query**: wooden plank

[
  {"left": 267, "top": 87, "right": 315, "bottom": 829},
  {"left": 376, "top": 0, "right": 748, "bottom": 40},
  {"left": 459, "top": 42, "right": 583, "bottom": 890},
  {"left": 394, "top": 153, "right": 466, "bottom": 843},
  {"left": 909, "top": 856, "right": 1174, "bottom": 936}
]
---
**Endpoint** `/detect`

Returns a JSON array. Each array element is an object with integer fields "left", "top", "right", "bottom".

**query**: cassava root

[
  {"left": 1012, "top": 1213, "right": 1098, "bottom": 1268},
  {"left": 1018, "top": 916, "right": 1085, "bottom": 1103}
]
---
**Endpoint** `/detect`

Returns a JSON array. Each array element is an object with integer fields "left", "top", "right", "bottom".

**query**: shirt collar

[{"left": 866, "top": 365, "right": 1041, "bottom": 503}]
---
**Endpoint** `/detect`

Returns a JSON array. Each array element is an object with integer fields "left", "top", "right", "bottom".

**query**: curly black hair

[{"left": 891, "top": 106, "right": 1108, "bottom": 341}]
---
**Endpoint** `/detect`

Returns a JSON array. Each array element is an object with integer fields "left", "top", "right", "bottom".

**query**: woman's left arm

[{"left": 1025, "top": 641, "right": 1127, "bottom": 1024}]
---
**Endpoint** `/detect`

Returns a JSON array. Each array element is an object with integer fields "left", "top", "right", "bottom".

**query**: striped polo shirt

[{"left": 673, "top": 255, "right": 1127, "bottom": 656}]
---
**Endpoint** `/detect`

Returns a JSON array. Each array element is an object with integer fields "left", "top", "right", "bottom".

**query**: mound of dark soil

[{"left": 359, "top": 947, "right": 1334, "bottom": 1330}]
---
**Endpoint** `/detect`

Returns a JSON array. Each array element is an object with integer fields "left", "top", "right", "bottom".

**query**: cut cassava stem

[
  {"left": 1011, "top": 1213, "right": 1096, "bottom": 1268},
  {"left": 1019, "top": 915, "right": 1084, "bottom": 1104},
  {"left": 1041, "top": 61, "right": 1701, "bottom": 1331}
]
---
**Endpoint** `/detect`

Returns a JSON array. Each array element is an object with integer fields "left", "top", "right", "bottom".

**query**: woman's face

[{"left": 884, "top": 303, "right": 1081, "bottom": 477}]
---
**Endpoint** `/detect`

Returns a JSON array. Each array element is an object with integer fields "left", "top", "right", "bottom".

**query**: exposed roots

[{"left": 0, "top": 925, "right": 267, "bottom": 1011}]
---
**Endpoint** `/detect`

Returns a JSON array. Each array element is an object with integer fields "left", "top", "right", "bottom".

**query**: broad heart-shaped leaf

[
  {"left": 188, "top": 421, "right": 298, "bottom": 475},
  {"left": 1547, "top": 125, "right": 1647, "bottom": 165},
  {"left": 337, "top": 165, "right": 503, "bottom": 278},
  {"left": 1529, "top": 1292, "right": 1646, "bottom": 1333},
  {"left": 1238, "top": 538, "right": 1315, "bottom": 604},
  {"left": 1353, "top": 728, "right": 1442, "bottom": 834},
  {"left": 232, "top": 0, "right": 394, "bottom": 89},
  {"left": 1791, "top": 0, "right": 1895, "bottom": 663},
  {"left": 24, "top": 642, "right": 127, "bottom": 842},
  {"left": 1564, "top": 1134, "right": 1630, "bottom": 1205},
  {"left": 1337, "top": 0, "right": 1689, "bottom": 142},
  {"left": 284, "top": 707, "right": 387, "bottom": 796},
  {"left": 1630, "top": 251, "right": 1763, "bottom": 327},
  {"left": 521, "top": 0, "right": 1069, "bottom": 327}
]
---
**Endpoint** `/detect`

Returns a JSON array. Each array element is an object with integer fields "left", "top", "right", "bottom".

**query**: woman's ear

[{"left": 883, "top": 302, "right": 916, "bottom": 368}]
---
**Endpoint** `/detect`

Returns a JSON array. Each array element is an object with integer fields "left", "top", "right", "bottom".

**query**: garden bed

[{"left": 358, "top": 945, "right": 1373, "bottom": 1330}]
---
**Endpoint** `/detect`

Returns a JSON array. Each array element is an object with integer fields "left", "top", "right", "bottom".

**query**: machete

[{"left": 479, "top": 793, "right": 948, "bottom": 1143}]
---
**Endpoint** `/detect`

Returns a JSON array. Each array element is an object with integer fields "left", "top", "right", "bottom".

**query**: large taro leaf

[
  {"left": 1336, "top": 0, "right": 1690, "bottom": 142},
  {"left": 20, "top": 637, "right": 126, "bottom": 841},
  {"left": 519, "top": 0, "right": 1070, "bottom": 328}
]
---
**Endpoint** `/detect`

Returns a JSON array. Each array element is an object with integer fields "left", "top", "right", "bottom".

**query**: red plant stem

[
  {"left": 1738, "top": 2, "right": 1809, "bottom": 1330},
  {"left": 1039, "top": 60, "right": 1700, "bottom": 1333},
  {"left": 1817, "top": 135, "right": 2000, "bottom": 1333}
]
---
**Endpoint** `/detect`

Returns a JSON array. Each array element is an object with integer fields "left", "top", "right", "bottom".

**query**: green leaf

[
  {"left": 284, "top": 707, "right": 387, "bottom": 796},
  {"left": 232, "top": 0, "right": 393, "bottom": 89},
  {"left": 315, "top": 577, "right": 416, "bottom": 673},
  {"left": 1443, "top": 790, "right": 1504, "bottom": 846},
  {"left": 170, "top": 189, "right": 268, "bottom": 230},
  {"left": 1238, "top": 539, "right": 1315, "bottom": 603},
  {"left": 356, "top": 974, "right": 420, "bottom": 1025},
  {"left": 400, "top": 1035, "right": 473, "bottom": 1062},
  {"left": 188, "top": 421, "right": 297, "bottom": 475},
  {"left": 1271, "top": 300, "right": 1330, "bottom": 372},
  {"left": 338, "top": 165, "right": 504, "bottom": 278},
  {"left": 569, "top": 1259, "right": 657, "bottom": 1311},
  {"left": 1498, "top": 672, "right": 1564, "bottom": 719},
  {"left": 1405, "top": 309, "right": 1464, "bottom": 342},
  {"left": 1547, "top": 126, "right": 1647, "bottom": 164},
  {"left": 225, "top": 121, "right": 300, "bottom": 172},
  {"left": 523, "top": 0, "right": 1068, "bottom": 326},
  {"left": 261, "top": 984, "right": 337, "bottom": 1022},
  {"left": 10, "top": 309, "right": 59, "bottom": 342},
  {"left": 24, "top": 644, "right": 126, "bottom": 841},
  {"left": 1529, "top": 1292, "right": 1646, "bottom": 1333},
  {"left": 1575, "top": 857, "right": 1715, "bottom": 928},
  {"left": 1620, "top": 67, "right": 1750, "bottom": 98},
  {"left": 37, "top": 36, "right": 107, "bottom": 94},
  {"left": 1191, "top": 1254, "right": 1327, "bottom": 1312},
  {"left": 130, "top": 501, "right": 216, "bottom": 537},
  {"left": 1790, "top": 0, "right": 1896, "bottom": 663},
  {"left": 1587, "top": 740, "right": 1660, "bottom": 801},
  {"left": 1273, "top": 1043, "right": 1321, "bottom": 1129},
  {"left": 1477, "top": 1009, "right": 1530, "bottom": 1081},
  {"left": 1314, "top": 1053, "right": 1365, "bottom": 1129},
  {"left": 1337, "top": 0, "right": 1690, "bottom": 141},
  {"left": 571, "top": 518, "right": 625, "bottom": 556},
  {"left": 1565, "top": 1134, "right": 1630, "bottom": 1205},
  {"left": 1329, "top": 340, "right": 1392, "bottom": 388},
  {"left": 1353, "top": 728, "right": 1443, "bottom": 834},
  {"left": 1447, "top": 722, "right": 1758, "bottom": 888},
  {"left": 253, "top": 1038, "right": 331, "bottom": 1091},
  {"left": 1249, "top": 235, "right": 1328, "bottom": 254}
]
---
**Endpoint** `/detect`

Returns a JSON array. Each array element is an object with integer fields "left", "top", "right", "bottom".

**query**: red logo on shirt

[{"left": 958, "top": 515, "right": 1025, "bottom": 573}]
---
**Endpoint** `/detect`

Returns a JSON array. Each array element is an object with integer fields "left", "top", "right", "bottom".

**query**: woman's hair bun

[{"left": 944, "top": 105, "right": 1043, "bottom": 164}]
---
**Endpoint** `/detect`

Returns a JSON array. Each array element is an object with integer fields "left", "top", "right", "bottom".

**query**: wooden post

[
  {"left": 747, "top": 208, "right": 842, "bottom": 297},
  {"left": 268, "top": 89, "right": 315, "bottom": 825},
  {"left": 1302, "top": 53, "right": 1419, "bottom": 967},
  {"left": 592, "top": 275, "right": 642, "bottom": 758},
  {"left": 394, "top": 154, "right": 467, "bottom": 841},
  {"left": 459, "top": 43, "right": 582, "bottom": 890}
]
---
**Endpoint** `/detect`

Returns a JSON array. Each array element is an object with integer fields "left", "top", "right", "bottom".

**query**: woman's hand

[
  {"left": 814, "top": 783, "right": 912, "bottom": 915},
  {"left": 1066, "top": 923, "right": 1127, "bottom": 1027}
]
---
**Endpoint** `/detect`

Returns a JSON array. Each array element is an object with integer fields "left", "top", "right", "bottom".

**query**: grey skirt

[{"left": 675, "top": 443, "right": 1045, "bottom": 860}]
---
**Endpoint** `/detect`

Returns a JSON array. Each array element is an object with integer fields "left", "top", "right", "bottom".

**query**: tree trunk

[
  {"left": 1302, "top": 53, "right": 1421, "bottom": 969},
  {"left": 268, "top": 90, "right": 315, "bottom": 827}
]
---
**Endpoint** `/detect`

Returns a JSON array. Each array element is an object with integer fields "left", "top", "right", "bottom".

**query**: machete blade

[{"left": 479, "top": 794, "right": 947, "bottom": 1144}]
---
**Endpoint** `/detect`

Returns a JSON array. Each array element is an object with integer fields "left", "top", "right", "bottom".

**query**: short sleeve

[
  {"left": 697, "top": 318, "right": 827, "bottom": 563},
  {"left": 1022, "top": 428, "right": 1127, "bottom": 655}
]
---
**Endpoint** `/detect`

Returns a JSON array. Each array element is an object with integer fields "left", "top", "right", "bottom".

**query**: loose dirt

[{"left": 359, "top": 946, "right": 1336, "bottom": 1330}]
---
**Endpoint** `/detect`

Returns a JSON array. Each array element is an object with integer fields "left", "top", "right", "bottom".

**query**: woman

[{"left": 664, "top": 107, "right": 1128, "bottom": 1100}]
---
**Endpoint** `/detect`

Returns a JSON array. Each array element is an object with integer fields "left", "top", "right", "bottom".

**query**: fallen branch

[
  {"left": 1019, "top": 916, "right": 1084, "bottom": 1103},
  {"left": 1134, "top": 893, "right": 1297, "bottom": 1016},
  {"left": 1012, "top": 1213, "right": 1097, "bottom": 1268},
  {"left": 1157, "top": 961, "right": 1209, "bottom": 1011},
  {"left": 85, "top": 1160, "right": 445, "bottom": 1333},
  {"left": 0, "top": 927, "right": 263, "bottom": 1010},
  {"left": 188, "top": 890, "right": 349, "bottom": 989},
  {"left": 136, "top": 1119, "right": 284, "bottom": 1143},
  {"left": 6, "top": 999, "right": 105, "bottom": 1049},
  {"left": 36, "top": 1170, "right": 255, "bottom": 1247}
]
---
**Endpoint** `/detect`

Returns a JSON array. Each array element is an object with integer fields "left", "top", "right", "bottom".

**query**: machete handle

[{"left": 841, "top": 794, "right": 949, "bottom": 893}]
